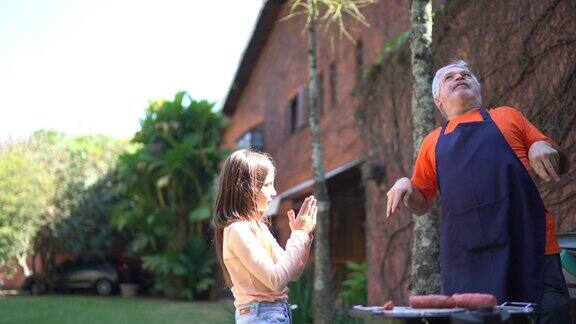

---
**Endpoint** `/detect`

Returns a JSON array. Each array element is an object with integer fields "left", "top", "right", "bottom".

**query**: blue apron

[{"left": 436, "top": 108, "right": 545, "bottom": 305}]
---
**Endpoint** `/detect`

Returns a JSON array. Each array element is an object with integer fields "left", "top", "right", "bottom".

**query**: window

[
  {"left": 284, "top": 86, "right": 309, "bottom": 137},
  {"left": 356, "top": 40, "right": 364, "bottom": 83},
  {"left": 289, "top": 96, "right": 298, "bottom": 134},
  {"left": 236, "top": 124, "right": 264, "bottom": 151},
  {"left": 283, "top": 95, "right": 299, "bottom": 137},
  {"left": 329, "top": 63, "right": 337, "bottom": 107}
]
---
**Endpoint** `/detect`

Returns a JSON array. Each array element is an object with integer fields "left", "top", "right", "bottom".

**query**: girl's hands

[{"left": 287, "top": 195, "right": 317, "bottom": 234}]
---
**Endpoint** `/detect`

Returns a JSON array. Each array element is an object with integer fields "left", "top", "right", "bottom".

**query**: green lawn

[{"left": 0, "top": 295, "right": 234, "bottom": 324}]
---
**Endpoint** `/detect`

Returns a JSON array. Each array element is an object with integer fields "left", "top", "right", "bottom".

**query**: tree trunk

[
  {"left": 409, "top": 0, "right": 441, "bottom": 295},
  {"left": 307, "top": 7, "right": 333, "bottom": 324},
  {"left": 173, "top": 204, "right": 190, "bottom": 251},
  {"left": 16, "top": 253, "right": 31, "bottom": 277}
]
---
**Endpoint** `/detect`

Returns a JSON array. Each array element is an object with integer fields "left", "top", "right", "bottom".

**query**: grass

[{"left": 0, "top": 295, "right": 234, "bottom": 324}]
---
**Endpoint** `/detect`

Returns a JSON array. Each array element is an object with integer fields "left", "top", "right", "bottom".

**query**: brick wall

[
  {"left": 357, "top": 0, "right": 576, "bottom": 305},
  {"left": 221, "top": 0, "right": 576, "bottom": 306},
  {"left": 222, "top": 0, "right": 411, "bottom": 195}
]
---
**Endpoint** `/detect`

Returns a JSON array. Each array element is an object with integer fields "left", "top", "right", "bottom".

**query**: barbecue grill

[{"left": 350, "top": 302, "right": 537, "bottom": 323}]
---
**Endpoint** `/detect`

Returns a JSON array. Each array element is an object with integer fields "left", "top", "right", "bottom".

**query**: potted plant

[{"left": 117, "top": 257, "right": 141, "bottom": 297}]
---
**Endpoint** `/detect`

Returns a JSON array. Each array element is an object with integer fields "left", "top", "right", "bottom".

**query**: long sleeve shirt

[{"left": 223, "top": 220, "right": 311, "bottom": 307}]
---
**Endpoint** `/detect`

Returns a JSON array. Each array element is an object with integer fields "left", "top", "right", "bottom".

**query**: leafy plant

[
  {"left": 111, "top": 91, "right": 227, "bottom": 299},
  {"left": 288, "top": 265, "right": 314, "bottom": 324},
  {"left": 142, "top": 235, "right": 216, "bottom": 299},
  {"left": 0, "top": 132, "right": 128, "bottom": 282},
  {"left": 334, "top": 262, "right": 367, "bottom": 323},
  {"left": 0, "top": 143, "right": 52, "bottom": 275}
]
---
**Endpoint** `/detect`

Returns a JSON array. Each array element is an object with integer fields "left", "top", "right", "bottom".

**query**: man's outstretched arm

[
  {"left": 386, "top": 177, "right": 434, "bottom": 217},
  {"left": 529, "top": 140, "right": 570, "bottom": 182}
]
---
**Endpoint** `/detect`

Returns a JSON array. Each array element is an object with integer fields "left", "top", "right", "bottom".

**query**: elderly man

[{"left": 386, "top": 60, "right": 571, "bottom": 323}]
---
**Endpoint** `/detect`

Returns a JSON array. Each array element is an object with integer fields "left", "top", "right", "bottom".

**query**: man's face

[{"left": 435, "top": 66, "right": 481, "bottom": 110}]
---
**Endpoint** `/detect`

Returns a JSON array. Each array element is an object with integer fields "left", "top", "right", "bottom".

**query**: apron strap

[
  {"left": 480, "top": 108, "right": 491, "bottom": 121},
  {"left": 440, "top": 108, "right": 490, "bottom": 136}
]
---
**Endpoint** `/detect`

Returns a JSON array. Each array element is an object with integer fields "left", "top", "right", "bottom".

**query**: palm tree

[
  {"left": 115, "top": 92, "right": 228, "bottom": 298},
  {"left": 286, "top": 1, "right": 376, "bottom": 322},
  {"left": 408, "top": 0, "right": 441, "bottom": 294}
]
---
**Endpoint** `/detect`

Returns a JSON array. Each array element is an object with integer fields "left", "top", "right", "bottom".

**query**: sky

[{"left": 0, "top": 0, "right": 264, "bottom": 140}]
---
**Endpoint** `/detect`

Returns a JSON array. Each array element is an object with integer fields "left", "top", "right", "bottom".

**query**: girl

[{"left": 213, "top": 149, "right": 317, "bottom": 323}]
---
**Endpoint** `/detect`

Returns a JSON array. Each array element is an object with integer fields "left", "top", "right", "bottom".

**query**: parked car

[{"left": 23, "top": 258, "right": 119, "bottom": 296}]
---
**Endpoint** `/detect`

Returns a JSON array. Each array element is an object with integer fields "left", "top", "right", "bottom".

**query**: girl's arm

[
  {"left": 227, "top": 222, "right": 310, "bottom": 292},
  {"left": 291, "top": 234, "right": 312, "bottom": 280},
  {"left": 267, "top": 228, "right": 312, "bottom": 281}
]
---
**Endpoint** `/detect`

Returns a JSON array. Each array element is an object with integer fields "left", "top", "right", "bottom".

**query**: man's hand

[
  {"left": 529, "top": 141, "right": 560, "bottom": 182},
  {"left": 386, "top": 177, "right": 413, "bottom": 218}
]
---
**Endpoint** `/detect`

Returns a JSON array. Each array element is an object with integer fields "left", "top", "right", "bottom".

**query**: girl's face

[{"left": 256, "top": 166, "right": 276, "bottom": 212}]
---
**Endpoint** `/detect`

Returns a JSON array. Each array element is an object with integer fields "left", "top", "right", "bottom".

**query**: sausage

[
  {"left": 452, "top": 293, "right": 497, "bottom": 309},
  {"left": 382, "top": 300, "right": 394, "bottom": 310},
  {"left": 409, "top": 294, "right": 456, "bottom": 309}
]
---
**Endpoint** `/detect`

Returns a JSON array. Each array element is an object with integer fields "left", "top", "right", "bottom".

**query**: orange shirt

[{"left": 411, "top": 106, "right": 559, "bottom": 255}]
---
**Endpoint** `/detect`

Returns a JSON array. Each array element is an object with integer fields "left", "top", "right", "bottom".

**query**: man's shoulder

[
  {"left": 424, "top": 127, "right": 442, "bottom": 143},
  {"left": 489, "top": 106, "right": 523, "bottom": 117},
  {"left": 489, "top": 106, "right": 527, "bottom": 125},
  {"left": 419, "top": 127, "right": 442, "bottom": 153}
]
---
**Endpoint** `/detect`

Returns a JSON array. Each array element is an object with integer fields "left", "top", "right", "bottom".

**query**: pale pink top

[{"left": 223, "top": 220, "right": 311, "bottom": 307}]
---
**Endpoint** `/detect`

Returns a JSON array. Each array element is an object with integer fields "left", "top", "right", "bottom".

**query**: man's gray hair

[{"left": 431, "top": 60, "right": 480, "bottom": 99}]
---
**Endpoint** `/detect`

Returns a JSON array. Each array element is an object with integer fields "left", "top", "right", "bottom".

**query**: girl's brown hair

[{"left": 212, "top": 149, "right": 274, "bottom": 287}]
